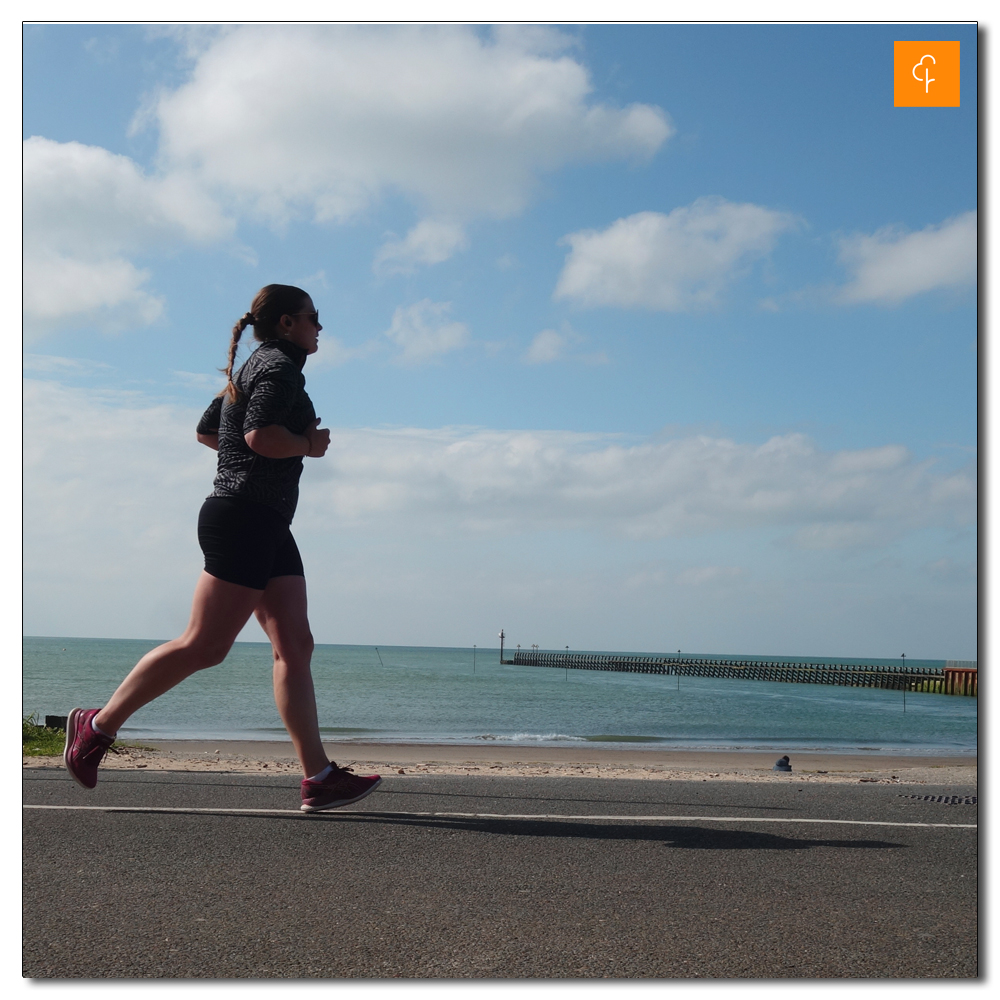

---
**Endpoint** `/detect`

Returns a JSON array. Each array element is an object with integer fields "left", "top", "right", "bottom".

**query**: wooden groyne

[{"left": 511, "top": 650, "right": 977, "bottom": 696}]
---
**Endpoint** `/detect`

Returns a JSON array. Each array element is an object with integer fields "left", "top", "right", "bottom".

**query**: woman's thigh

[{"left": 183, "top": 570, "right": 264, "bottom": 655}]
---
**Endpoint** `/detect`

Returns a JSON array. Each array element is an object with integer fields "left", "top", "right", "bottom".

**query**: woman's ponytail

[{"left": 221, "top": 312, "right": 254, "bottom": 403}]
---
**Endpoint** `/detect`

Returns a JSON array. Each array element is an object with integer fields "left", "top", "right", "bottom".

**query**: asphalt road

[{"left": 23, "top": 769, "right": 978, "bottom": 979}]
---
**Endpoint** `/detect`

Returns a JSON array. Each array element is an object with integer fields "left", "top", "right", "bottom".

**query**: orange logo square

[{"left": 894, "top": 41, "right": 960, "bottom": 107}]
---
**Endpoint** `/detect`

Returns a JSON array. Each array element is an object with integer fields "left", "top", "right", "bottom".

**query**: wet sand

[{"left": 25, "top": 739, "right": 977, "bottom": 786}]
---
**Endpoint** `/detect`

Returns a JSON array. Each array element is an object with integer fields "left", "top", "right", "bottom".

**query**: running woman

[{"left": 63, "top": 284, "right": 381, "bottom": 813}]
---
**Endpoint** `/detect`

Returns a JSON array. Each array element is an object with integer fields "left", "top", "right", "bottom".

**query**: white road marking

[{"left": 21, "top": 804, "right": 976, "bottom": 829}]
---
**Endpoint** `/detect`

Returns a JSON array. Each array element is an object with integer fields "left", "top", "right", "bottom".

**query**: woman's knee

[
  {"left": 273, "top": 633, "right": 314, "bottom": 667},
  {"left": 179, "top": 636, "right": 234, "bottom": 669}
]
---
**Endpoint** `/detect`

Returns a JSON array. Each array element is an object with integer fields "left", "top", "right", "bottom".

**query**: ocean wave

[
  {"left": 472, "top": 733, "right": 587, "bottom": 743},
  {"left": 585, "top": 735, "right": 668, "bottom": 743}
]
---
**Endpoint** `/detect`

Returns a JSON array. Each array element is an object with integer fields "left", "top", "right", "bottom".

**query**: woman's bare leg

[
  {"left": 253, "top": 575, "right": 329, "bottom": 778},
  {"left": 95, "top": 572, "right": 263, "bottom": 735}
]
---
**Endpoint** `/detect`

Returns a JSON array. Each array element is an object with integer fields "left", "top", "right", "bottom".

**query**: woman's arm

[
  {"left": 196, "top": 397, "right": 223, "bottom": 450},
  {"left": 245, "top": 419, "right": 330, "bottom": 458}
]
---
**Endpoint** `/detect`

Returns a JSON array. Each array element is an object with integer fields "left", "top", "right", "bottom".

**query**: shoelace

[
  {"left": 82, "top": 739, "right": 115, "bottom": 762},
  {"left": 304, "top": 763, "right": 356, "bottom": 787}
]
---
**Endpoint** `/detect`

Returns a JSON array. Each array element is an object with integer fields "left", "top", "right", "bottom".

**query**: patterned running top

[{"left": 197, "top": 338, "right": 316, "bottom": 523}]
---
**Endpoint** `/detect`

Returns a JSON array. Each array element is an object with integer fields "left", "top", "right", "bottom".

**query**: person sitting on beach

[{"left": 63, "top": 284, "right": 381, "bottom": 813}]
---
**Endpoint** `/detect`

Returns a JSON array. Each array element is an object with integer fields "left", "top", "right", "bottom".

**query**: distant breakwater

[{"left": 511, "top": 650, "right": 978, "bottom": 697}]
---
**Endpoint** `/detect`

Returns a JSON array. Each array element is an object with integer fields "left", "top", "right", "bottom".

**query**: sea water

[{"left": 22, "top": 637, "right": 976, "bottom": 755}]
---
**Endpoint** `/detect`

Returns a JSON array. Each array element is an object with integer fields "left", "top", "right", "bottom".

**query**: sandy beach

[{"left": 24, "top": 739, "right": 977, "bottom": 787}]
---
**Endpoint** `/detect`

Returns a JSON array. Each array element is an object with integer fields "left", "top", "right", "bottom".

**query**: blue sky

[{"left": 22, "top": 23, "right": 977, "bottom": 658}]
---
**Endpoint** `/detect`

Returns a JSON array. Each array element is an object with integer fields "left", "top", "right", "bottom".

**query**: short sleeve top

[{"left": 197, "top": 338, "right": 316, "bottom": 522}]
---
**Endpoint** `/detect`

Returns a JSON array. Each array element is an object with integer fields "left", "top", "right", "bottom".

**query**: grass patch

[
  {"left": 23, "top": 715, "right": 65, "bottom": 757},
  {"left": 22, "top": 715, "right": 158, "bottom": 757}
]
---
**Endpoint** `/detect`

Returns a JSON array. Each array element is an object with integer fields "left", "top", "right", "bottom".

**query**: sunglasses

[{"left": 290, "top": 310, "right": 320, "bottom": 326}]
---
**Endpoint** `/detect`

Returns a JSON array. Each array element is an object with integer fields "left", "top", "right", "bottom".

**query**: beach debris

[
  {"left": 397, "top": 768, "right": 405, "bottom": 774},
  {"left": 773, "top": 756, "right": 792, "bottom": 772}
]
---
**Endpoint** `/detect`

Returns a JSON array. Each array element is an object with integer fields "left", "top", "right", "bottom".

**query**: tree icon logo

[{"left": 894, "top": 42, "right": 960, "bottom": 107}]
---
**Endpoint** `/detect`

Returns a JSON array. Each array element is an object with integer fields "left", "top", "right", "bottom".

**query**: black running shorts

[{"left": 197, "top": 496, "right": 304, "bottom": 590}]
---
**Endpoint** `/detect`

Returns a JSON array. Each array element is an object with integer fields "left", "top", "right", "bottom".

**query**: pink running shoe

[
  {"left": 64, "top": 708, "right": 115, "bottom": 790},
  {"left": 300, "top": 764, "right": 382, "bottom": 813}
]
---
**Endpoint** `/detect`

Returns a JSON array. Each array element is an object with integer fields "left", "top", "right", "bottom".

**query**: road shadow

[
  {"left": 55, "top": 806, "right": 904, "bottom": 850},
  {"left": 305, "top": 813, "right": 903, "bottom": 849}
]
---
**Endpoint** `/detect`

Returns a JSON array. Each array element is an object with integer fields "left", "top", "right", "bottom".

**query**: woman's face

[{"left": 281, "top": 297, "right": 323, "bottom": 354}]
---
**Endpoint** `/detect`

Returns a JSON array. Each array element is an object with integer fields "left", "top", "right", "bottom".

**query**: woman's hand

[
  {"left": 303, "top": 418, "right": 331, "bottom": 458},
  {"left": 245, "top": 420, "right": 329, "bottom": 459}
]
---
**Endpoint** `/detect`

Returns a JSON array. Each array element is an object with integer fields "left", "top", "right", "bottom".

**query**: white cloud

[
  {"left": 23, "top": 135, "right": 227, "bottom": 254},
  {"left": 22, "top": 354, "right": 111, "bottom": 375},
  {"left": 384, "top": 300, "right": 470, "bottom": 365},
  {"left": 23, "top": 253, "right": 164, "bottom": 330},
  {"left": 522, "top": 327, "right": 608, "bottom": 366},
  {"left": 25, "top": 27, "right": 672, "bottom": 334},
  {"left": 523, "top": 329, "right": 568, "bottom": 364},
  {"left": 23, "top": 380, "right": 976, "bottom": 646},
  {"left": 299, "top": 426, "right": 973, "bottom": 546},
  {"left": 23, "top": 136, "right": 231, "bottom": 331},
  {"left": 171, "top": 371, "right": 227, "bottom": 392},
  {"left": 554, "top": 197, "right": 798, "bottom": 310},
  {"left": 923, "top": 557, "right": 976, "bottom": 583},
  {"left": 23, "top": 379, "right": 217, "bottom": 635},
  {"left": 296, "top": 268, "right": 329, "bottom": 290},
  {"left": 836, "top": 211, "right": 977, "bottom": 305},
  {"left": 23, "top": 380, "right": 214, "bottom": 520},
  {"left": 152, "top": 25, "right": 672, "bottom": 224},
  {"left": 374, "top": 219, "right": 468, "bottom": 274},
  {"left": 676, "top": 566, "right": 746, "bottom": 587},
  {"left": 26, "top": 381, "right": 972, "bottom": 557},
  {"left": 785, "top": 523, "right": 887, "bottom": 551}
]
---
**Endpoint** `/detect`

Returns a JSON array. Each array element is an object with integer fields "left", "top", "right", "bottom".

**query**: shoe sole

[
  {"left": 300, "top": 776, "right": 382, "bottom": 813},
  {"left": 63, "top": 708, "right": 94, "bottom": 791}
]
